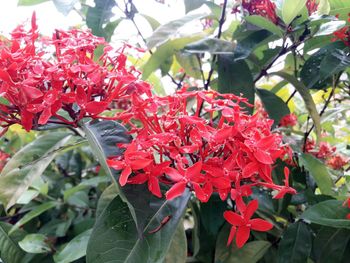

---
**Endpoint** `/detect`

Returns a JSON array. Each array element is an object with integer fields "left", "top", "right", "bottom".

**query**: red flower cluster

[
  {"left": 0, "top": 13, "right": 145, "bottom": 132},
  {"left": 306, "top": 0, "right": 318, "bottom": 15},
  {"left": 326, "top": 154, "right": 349, "bottom": 170},
  {"left": 233, "top": 0, "right": 278, "bottom": 24},
  {"left": 331, "top": 15, "right": 350, "bottom": 46},
  {"left": 107, "top": 88, "right": 295, "bottom": 246},
  {"left": 279, "top": 113, "right": 297, "bottom": 127}
]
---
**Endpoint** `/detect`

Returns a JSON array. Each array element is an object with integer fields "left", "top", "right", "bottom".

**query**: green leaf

[
  {"left": 96, "top": 184, "right": 118, "bottom": 217},
  {"left": 164, "top": 222, "right": 187, "bottom": 263},
  {"left": 139, "top": 14, "right": 161, "bottom": 31},
  {"left": 86, "top": 192, "right": 190, "bottom": 263},
  {"left": 282, "top": 0, "right": 308, "bottom": 25},
  {"left": 320, "top": 49, "right": 350, "bottom": 80},
  {"left": 86, "top": 0, "right": 117, "bottom": 39},
  {"left": 215, "top": 224, "right": 271, "bottom": 263},
  {"left": 183, "top": 38, "right": 235, "bottom": 54},
  {"left": 142, "top": 35, "right": 204, "bottom": 80},
  {"left": 103, "top": 19, "right": 123, "bottom": 42},
  {"left": 329, "top": 0, "right": 350, "bottom": 20},
  {"left": 176, "top": 52, "right": 202, "bottom": 79},
  {"left": 18, "top": 234, "right": 51, "bottom": 254},
  {"left": 54, "top": 229, "right": 92, "bottom": 263},
  {"left": 0, "top": 132, "right": 72, "bottom": 210},
  {"left": 277, "top": 221, "right": 312, "bottom": 263},
  {"left": 184, "top": 0, "right": 205, "bottom": 13},
  {"left": 269, "top": 72, "right": 321, "bottom": 142},
  {"left": 318, "top": 0, "right": 331, "bottom": 15},
  {"left": 313, "top": 227, "right": 350, "bottom": 263},
  {"left": 301, "top": 200, "right": 350, "bottom": 229},
  {"left": 256, "top": 89, "right": 290, "bottom": 126},
  {"left": 10, "top": 201, "right": 57, "bottom": 235},
  {"left": 218, "top": 55, "right": 255, "bottom": 112},
  {"left": 299, "top": 153, "right": 334, "bottom": 196},
  {"left": 315, "top": 20, "right": 346, "bottom": 36},
  {"left": 147, "top": 12, "right": 209, "bottom": 49},
  {"left": 52, "top": 0, "right": 78, "bottom": 16},
  {"left": 245, "top": 15, "right": 284, "bottom": 37},
  {"left": 17, "top": 0, "right": 48, "bottom": 5},
  {"left": 0, "top": 222, "right": 25, "bottom": 263}
]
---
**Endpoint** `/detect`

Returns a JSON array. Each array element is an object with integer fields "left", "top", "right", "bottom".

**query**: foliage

[{"left": 0, "top": 0, "right": 350, "bottom": 262}]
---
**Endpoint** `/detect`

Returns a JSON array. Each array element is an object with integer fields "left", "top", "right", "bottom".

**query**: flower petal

[
  {"left": 236, "top": 225, "right": 250, "bottom": 248},
  {"left": 165, "top": 181, "right": 187, "bottom": 200},
  {"left": 223, "top": 211, "right": 244, "bottom": 226},
  {"left": 244, "top": 200, "right": 259, "bottom": 220},
  {"left": 227, "top": 226, "right": 236, "bottom": 246},
  {"left": 250, "top": 218, "right": 273, "bottom": 231}
]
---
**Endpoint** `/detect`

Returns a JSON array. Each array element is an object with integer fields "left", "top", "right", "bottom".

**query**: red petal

[
  {"left": 164, "top": 167, "right": 183, "bottom": 182},
  {"left": 128, "top": 173, "right": 148, "bottom": 184},
  {"left": 236, "top": 225, "right": 250, "bottom": 248},
  {"left": 106, "top": 159, "right": 125, "bottom": 170},
  {"left": 21, "top": 109, "right": 33, "bottom": 131},
  {"left": 165, "top": 181, "right": 187, "bottom": 200},
  {"left": 223, "top": 211, "right": 244, "bottom": 226},
  {"left": 186, "top": 161, "right": 202, "bottom": 179},
  {"left": 242, "top": 162, "right": 259, "bottom": 178},
  {"left": 38, "top": 106, "right": 51, "bottom": 124},
  {"left": 85, "top": 101, "right": 108, "bottom": 115},
  {"left": 148, "top": 176, "right": 162, "bottom": 198},
  {"left": 254, "top": 149, "right": 273, "bottom": 164},
  {"left": 129, "top": 158, "right": 152, "bottom": 170},
  {"left": 75, "top": 86, "right": 87, "bottom": 106},
  {"left": 244, "top": 200, "right": 258, "bottom": 220},
  {"left": 22, "top": 85, "right": 43, "bottom": 100},
  {"left": 192, "top": 183, "right": 208, "bottom": 202},
  {"left": 256, "top": 135, "right": 275, "bottom": 149},
  {"left": 119, "top": 165, "right": 132, "bottom": 186},
  {"left": 250, "top": 219, "right": 273, "bottom": 231},
  {"left": 227, "top": 226, "right": 236, "bottom": 246}
]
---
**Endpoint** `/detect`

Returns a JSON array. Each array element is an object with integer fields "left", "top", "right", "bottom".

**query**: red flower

[
  {"left": 235, "top": 0, "right": 279, "bottom": 24},
  {"left": 306, "top": 0, "right": 318, "bottom": 15},
  {"left": 224, "top": 200, "right": 273, "bottom": 248},
  {"left": 326, "top": 154, "right": 349, "bottom": 170},
  {"left": 279, "top": 113, "right": 297, "bottom": 127}
]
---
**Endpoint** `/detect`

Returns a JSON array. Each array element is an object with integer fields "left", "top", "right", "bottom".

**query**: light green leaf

[
  {"left": 318, "top": 0, "right": 331, "bottom": 15},
  {"left": 301, "top": 200, "right": 350, "bottom": 229},
  {"left": 282, "top": 0, "right": 308, "bottom": 25},
  {"left": 139, "top": 14, "right": 161, "bottom": 31},
  {"left": 245, "top": 15, "right": 284, "bottom": 37},
  {"left": 176, "top": 52, "right": 202, "bottom": 79},
  {"left": 277, "top": 221, "right": 312, "bottom": 263},
  {"left": 0, "top": 222, "right": 25, "bottom": 263},
  {"left": 0, "top": 132, "right": 72, "bottom": 210},
  {"left": 10, "top": 201, "right": 57, "bottom": 235},
  {"left": 269, "top": 72, "right": 321, "bottom": 142},
  {"left": 17, "top": 0, "right": 48, "bottom": 5},
  {"left": 147, "top": 12, "right": 209, "bottom": 49},
  {"left": 18, "top": 234, "right": 51, "bottom": 254},
  {"left": 300, "top": 153, "right": 334, "bottom": 196},
  {"left": 54, "top": 229, "right": 92, "bottom": 263},
  {"left": 329, "top": 0, "right": 350, "bottom": 20}
]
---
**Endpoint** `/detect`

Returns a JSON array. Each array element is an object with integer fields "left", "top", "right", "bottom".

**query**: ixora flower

[
  {"left": 107, "top": 88, "right": 296, "bottom": 247},
  {"left": 233, "top": 0, "right": 279, "bottom": 24},
  {"left": 306, "top": 0, "right": 318, "bottom": 15},
  {"left": 0, "top": 12, "right": 149, "bottom": 132},
  {"left": 279, "top": 113, "right": 297, "bottom": 127}
]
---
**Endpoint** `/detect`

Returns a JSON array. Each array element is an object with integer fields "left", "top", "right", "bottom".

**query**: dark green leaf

[
  {"left": 313, "top": 227, "right": 350, "bottom": 263},
  {"left": 86, "top": 192, "right": 190, "bottom": 263},
  {"left": 147, "top": 12, "right": 209, "bottom": 49},
  {"left": 0, "top": 222, "right": 25, "bottom": 263},
  {"left": 320, "top": 49, "right": 350, "bottom": 80},
  {"left": 277, "top": 221, "right": 312, "bottom": 263},
  {"left": 0, "top": 132, "right": 72, "bottom": 210},
  {"left": 256, "top": 89, "right": 290, "bottom": 126},
  {"left": 18, "top": 234, "right": 51, "bottom": 254},
  {"left": 103, "top": 19, "right": 123, "bottom": 42},
  {"left": 218, "top": 55, "right": 255, "bottom": 112},
  {"left": 301, "top": 200, "right": 350, "bottom": 229},
  {"left": 164, "top": 222, "right": 187, "bottom": 263},
  {"left": 96, "top": 184, "right": 118, "bottom": 217},
  {"left": 269, "top": 72, "right": 321, "bottom": 142},
  {"left": 54, "top": 229, "right": 92, "bottom": 263},
  {"left": 245, "top": 15, "right": 283, "bottom": 37},
  {"left": 299, "top": 153, "right": 334, "bottom": 196},
  {"left": 10, "top": 201, "right": 57, "bottom": 234},
  {"left": 183, "top": 38, "right": 235, "bottom": 54}
]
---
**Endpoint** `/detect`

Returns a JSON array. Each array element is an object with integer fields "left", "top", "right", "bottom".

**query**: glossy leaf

[
  {"left": 301, "top": 200, "right": 350, "bottom": 229},
  {"left": 183, "top": 38, "right": 235, "bottom": 54},
  {"left": 53, "top": 229, "right": 92, "bottom": 263},
  {"left": 18, "top": 234, "right": 51, "bottom": 254},
  {"left": 0, "top": 132, "right": 72, "bottom": 210},
  {"left": 147, "top": 12, "right": 209, "bottom": 49},
  {"left": 86, "top": 192, "right": 190, "bottom": 263},
  {"left": 320, "top": 49, "right": 350, "bottom": 80},
  {"left": 270, "top": 72, "right": 321, "bottom": 142},
  {"left": 0, "top": 222, "right": 25, "bottom": 263},
  {"left": 300, "top": 153, "right": 334, "bottom": 196},
  {"left": 96, "top": 184, "right": 118, "bottom": 217},
  {"left": 277, "top": 221, "right": 312, "bottom": 263},
  {"left": 245, "top": 15, "right": 283, "bottom": 37},
  {"left": 10, "top": 201, "right": 57, "bottom": 234},
  {"left": 164, "top": 222, "right": 187, "bottom": 263},
  {"left": 282, "top": 0, "right": 308, "bottom": 25},
  {"left": 313, "top": 227, "right": 350, "bottom": 263},
  {"left": 315, "top": 20, "right": 346, "bottom": 36},
  {"left": 256, "top": 89, "right": 290, "bottom": 126},
  {"left": 218, "top": 55, "right": 255, "bottom": 112}
]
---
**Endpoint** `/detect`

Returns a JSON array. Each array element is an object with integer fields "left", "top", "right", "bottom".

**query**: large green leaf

[
  {"left": 218, "top": 55, "right": 255, "bottom": 112},
  {"left": 10, "top": 201, "right": 57, "bottom": 234},
  {"left": 142, "top": 35, "right": 204, "bottom": 80},
  {"left": 18, "top": 234, "right": 51, "bottom": 254},
  {"left": 164, "top": 221, "right": 187, "bottom": 263},
  {"left": 277, "top": 221, "right": 312, "bottom": 263},
  {"left": 95, "top": 184, "right": 118, "bottom": 217},
  {"left": 215, "top": 224, "right": 271, "bottom": 263},
  {"left": 270, "top": 72, "right": 321, "bottom": 142},
  {"left": 0, "top": 132, "right": 72, "bottom": 210},
  {"left": 147, "top": 12, "right": 209, "bottom": 49},
  {"left": 245, "top": 15, "right": 284, "bottom": 37},
  {"left": 299, "top": 153, "right": 334, "bottom": 196},
  {"left": 183, "top": 38, "right": 235, "bottom": 55},
  {"left": 86, "top": 192, "right": 190, "bottom": 263},
  {"left": 53, "top": 229, "right": 92, "bottom": 263},
  {"left": 320, "top": 49, "right": 350, "bottom": 80},
  {"left": 313, "top": 227, "right": 350, "bottom": 263},
  {"left": 329, "top": 0, "right": 350, "bottom": 20},
  {"left": 301, "top": 200, "right": 350, "bottom": 229},
  {"left": 282, "top": 0, "right": 308, "bottom": 25},
  {"left": 256, "top": 89, "right": 290, "bottom": 126},
  {"left": 0, "top": 222, "right": 25, "bottom": 263},
  {"left": 86, "top": 0, "right": 117, "bottom": 39},
  {"left": 176, "top": 52, "right": 202, "bottom": 79}
]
